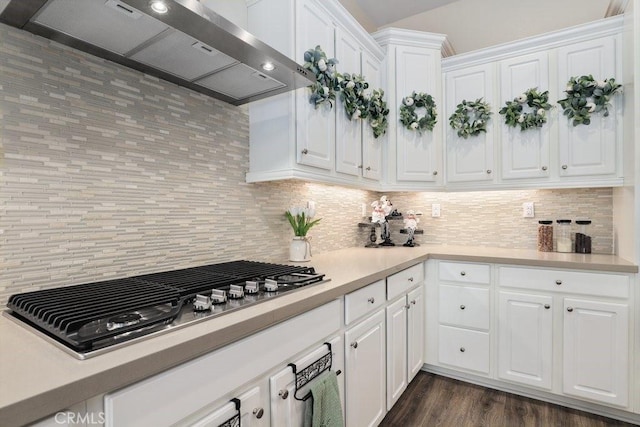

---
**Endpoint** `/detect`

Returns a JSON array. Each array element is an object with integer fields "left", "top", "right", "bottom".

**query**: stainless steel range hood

[{"left": 0, "top": 0, "right": 315, "bottom": 105}]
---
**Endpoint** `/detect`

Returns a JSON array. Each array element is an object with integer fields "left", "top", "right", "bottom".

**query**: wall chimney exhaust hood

[{"left": 0, "top": 0, "right": 315, "bottom": 105}]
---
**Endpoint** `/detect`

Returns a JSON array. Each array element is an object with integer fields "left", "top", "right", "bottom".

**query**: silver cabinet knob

[
  {"left": 357, "top": 164, "right": 363, "bottom": 169},
  {"left": 433, "top": 171, "right": 438, "bottom": 176},
  {"left": 555, "top": 280, "right": 562, "bottom": 285},
  {"left": 408, "top": 277, "right": 414, "bottom": 282},
  {"left": 405, "top": 304, "right": 411, "bottom": 309},
  {"left": 541, "top": 166, "right": 548, "bottom": 171},
  {"left": 567, "top": 307, "right": 574, "bottom": 312},
  {"left": 460, "top": 304, "right": 466, "bottom": 310},
  {"left": 253, "top": 408, "right": 264, "bottom": 419},
  {"left": 562, "top": 164, "right": 568, "bottom": 170},
  {"left": 367, "top": 297, "right": 375, "bottom": 304},
  {"left": 460, "top": 271, "right": 466, "bottom": 276},
  {"left": 301, "top": 148, "right": 308, "bottom": 155},
  {"left": 544, "top": 304, "right": 551, "bottom": 309},
  {"left": 351, "top": 341, "right": 358, "bottom": 349},
  {"left": 279, "top": 390, "right": 289, "bottom": 399},
  {"left": 366, "top": 166, "right": 371, "bottom": 171},
  {"left": 460, "top": 347, "right": 466, "bottom": 353},
  {"left": 411, "top": 300, "right": 416, "bottom": 305},
  {"left": 486, "top": 169, "right": 492, "bottom": 174}
]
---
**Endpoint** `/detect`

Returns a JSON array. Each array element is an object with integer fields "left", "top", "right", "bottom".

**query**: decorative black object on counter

[{"left": 575, "top": 220, "right": 592, "bottom": 254}]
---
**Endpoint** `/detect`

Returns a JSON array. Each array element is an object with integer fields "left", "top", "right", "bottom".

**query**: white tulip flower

[{"left": 317, "top": 59, "right": 327, "bottom": 72}]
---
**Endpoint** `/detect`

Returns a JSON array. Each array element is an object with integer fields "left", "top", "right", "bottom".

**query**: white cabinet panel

[
  {"left": 361, "top": 51, "right": 382, "bottom": 181},
  {"left": 345, "top": 310, "right": 386, "bottom": 427},
  {"left": 335, "top": 27, "right": 363, "bottom": 177},
  {"left": 445, "top": 63, "right": 495, "bottom": 184},
  {"left": 192, "top": 386, "right": 268, "bottom": 427},
  {"left": 498, "top": 291, "right": 553, "bottom": 390},
  {"left": 344, "top": 279, "right": 386, "bottom": 325},
  {"left": 563, "top": 298, "right": 629, "bottom": 407},
  {"left": 386, "top": 297, "right": 408, "bottom": 410},
  {"left": 438, "top": 325, "right": 490, "bottom": 374},
  {"left": 557, "top": 36, "right": 618, "bottom": 178},
  {"left": 438, "top": 284, "right": 490, "bottom": 330},
  {"left": 395, "top": 46, "right": 440, "bottom": 182},
  {"left": 499, "top": 52, "right": 551, "bottom": 180},
  {"left": 295, "top": 0, "right": 336, "bottom": 170},
  {"left": 407, "top": 286, "right": 424, "bottom": 381}
]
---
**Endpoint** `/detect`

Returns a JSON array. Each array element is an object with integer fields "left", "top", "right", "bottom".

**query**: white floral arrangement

[
  {"left": 285, "top": 206, "right": 320, "bottom": 237},
  {"left": 449, "top": 98, "right": 492, "bottom": 139},
  {"left": 303, "top": 45, "right": 339, "bottom": 108},
  {"left": 367, "top": 89, "right": 389, "bottom": 139},
  {"left": 499, "top": 88, "right": 552, "bottom": 131},
  {"left": 339, "top": 73, "right": 370, "bottom": 120},
  {"left": 557, "top": 75, "right": 622, "bottom": 126},
  {"left": 399, "top": 91, "right": 437, "bottom": 134}
]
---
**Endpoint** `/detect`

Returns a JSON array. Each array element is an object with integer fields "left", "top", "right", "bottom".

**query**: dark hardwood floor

[{"left": 380, "top": 372, "right": 639, "bottom": 427}]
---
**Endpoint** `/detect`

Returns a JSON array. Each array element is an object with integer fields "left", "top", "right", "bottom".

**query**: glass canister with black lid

[
  {"left": 537, "top": 220, "right": 553, "bottom": 252},
  {"left": 556, "top": 219, "right": 572, "bottom": 252},
  {"left": 575, "top": 219, "right": 592, "bottom": 253}
]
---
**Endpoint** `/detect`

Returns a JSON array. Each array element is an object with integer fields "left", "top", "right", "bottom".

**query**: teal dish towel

[{"left": 303, "top": 370, "right": 344, "bottom": 427}]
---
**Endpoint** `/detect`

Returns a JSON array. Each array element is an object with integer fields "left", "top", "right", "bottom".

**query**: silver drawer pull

[
  {"left": 357, "top": 164, "right": 363, "bottom": 169},
  {"left": 541, "top": 166, "right": 548, "bottom": 171},
  {"left": 279, "top": 390, "right": 289, "bottom": 399},
  {"left": 433, "top": 171, "right": 438, "bottom": 175},
  {"left": 405, "top": 304, "right": 411, "bottom": 309},
  {"left": 351, "top": 341, "right": 358, "bottom": 349},
  {"left": 408, "top": 277, "right": 414, "bottom": 282},
  {"left": 367, "top": 297, "right": 375, "bottom": 304},
  {"left": 366, "top": 166, "right": 371, "bottom": 171},
  {"left": 301, "top": 148, "right": 309, "bottom": 155},
  {"left": 253, "top": 408, "right": 264, "bottom": 419},
  {"left": 562, "top": 164, "right": 568, "bottom": 170},
  {"left": 567, "top": 307, "right": 574, "bottom": 312},
  {"left": 555, "top": 280, "right": 562, "bottom": 285},
  {"left": 544, "top": 304, "right": 550, "bottom": 309},
  {"left": 411, "top": 300, "right": 416, "bottom": 305},
  {"left": 460, "top": 347, "right": 466, "bottom": 353},
  {"left": 460, "top": 304, "right": 466, "bottom": 310},
  {"left": 460, "top": 271, "right": 466, "bottom": 276},
  {"left": 486, "top": 169, "right": 492, "bottom": 174}
]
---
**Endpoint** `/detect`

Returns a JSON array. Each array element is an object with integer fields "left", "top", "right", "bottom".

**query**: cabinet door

[
  {"left": 563, "top": 298, "right": 629, "bottom": 407},
  {"left": 345, "top": 310, "right": 386, "bottom": 427},
  {"left": 557, "top": 36, "right": 618, "bottom": 178},
  {"left": 396, "top": 45, "right": 440, "bottom": 182},
  {"left": 445, "top": 63, "right": 495, "bottom": 183},
  {"left": 407, "top": 286, "right": 424, "bottom": 381},
  {"left": 361, "top": 51, "right": 382, "bottom": 181},
  {"left": 295, "top": 0, "right": 335, "bottom": 170},
  {"left": 499, "top": 52, "right": 551, "bottom": 180},
  {"left": 335, "top": 27, "right": 362, "bottom": 177},
  {"left": 386, "top": 297, "right": 408, "bottom": 410},
  {"left": 191, "top": 386, "right": 268, "bottom": 427},
  {"left": 497, "top": 291, "right": 552, "bottom": 390},
  {"left": 270, "top": 337, "right": 344, "bottom": 427}
]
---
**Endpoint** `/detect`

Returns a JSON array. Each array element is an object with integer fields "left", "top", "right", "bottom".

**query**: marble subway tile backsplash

[{"left": 0, "top": 24, "right": 614, "bottom": 304}]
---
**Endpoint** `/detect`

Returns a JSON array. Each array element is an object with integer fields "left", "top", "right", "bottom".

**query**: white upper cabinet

[
  {"left": 373, "top": 29, "right": 446, "bottom": 190},
  {"left": 444, "top": 63, "right": 496, "bottom": 185},
  {"left": 556, "top": 35, "right": 621, "bottom": 181},
  {"left": 361, "top": 51, "right": 383, "bottom": 181},
  {"left": 498, "top": 52, "right": 551, "bottom": 181}
]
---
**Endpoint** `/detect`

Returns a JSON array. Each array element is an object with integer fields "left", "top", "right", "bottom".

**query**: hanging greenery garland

[
  {"left": 303, "top": 45, "right": 339, "bottom": 108},
  {"left": 339, "top": 73, "right": 370, "bottom": 120},
  {"left": 367, "top": 89, "right": 389, "bottom": 138},
  {"left": 557, "top": 75, "right": 622, "bottom": 126},
  {"left": 449, "top": 98, "right": 492, "bottom": 139},
  {"left": 499, "top": 88, "right": 552, "bottom": 131},
  {"left": 399, "top": 92, "right": 437, "bottom": 134}
]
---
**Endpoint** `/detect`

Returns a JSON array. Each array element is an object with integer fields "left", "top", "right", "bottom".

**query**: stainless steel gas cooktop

[{"left": 4, "top": 261, "right": 328, "bottom": 359}]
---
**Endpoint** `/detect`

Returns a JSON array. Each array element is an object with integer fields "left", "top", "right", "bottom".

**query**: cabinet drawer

[
  {"left": 387, "top": 263, "right": 424, "bottom": 300},
  {"left": 438, "top": 325, "right": 490, "bottom": 373},
  {"left": 498, "top": 266, "right": 629, "bottom": 298},
  {"left": 439, "top": 285, "right": 490, "bottom": 330},
  {"left": 345, "top": 280, "right": 386, "bottom": 325},
  {"left": 439, "top": 261, "right": 490, "bottom": 284}
]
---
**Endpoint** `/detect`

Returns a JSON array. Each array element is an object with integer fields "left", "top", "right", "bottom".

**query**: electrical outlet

[
  {"left": 432, "top": 203, "right": 441, "bottom": 218},
  {"left": 522, "top": 202, "right": 535, "bottom": 218}
]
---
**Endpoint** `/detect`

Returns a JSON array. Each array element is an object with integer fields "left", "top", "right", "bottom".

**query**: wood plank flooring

[{"left": 380, "top": 372, "right": 639, "bottom": 427}]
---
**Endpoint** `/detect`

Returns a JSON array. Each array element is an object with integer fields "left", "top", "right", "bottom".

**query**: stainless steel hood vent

[{"left": 0, "top": 0, "right": 315, "bottom": 105}]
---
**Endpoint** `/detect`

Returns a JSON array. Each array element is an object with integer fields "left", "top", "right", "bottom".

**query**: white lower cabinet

[
  {"left": 498, "top": 291, "right": 553, "bottom": 389},
  {"left": 191, "top": 384, "right": 268, "bottom": 427},
  {"left": 407, "top": 287, "right": 425, "bottom": 381},
  {"left": 563, "top": 298, "right": 629, "bottom": 406},
  {"left": 344, "top": 309, "right": 386, "bottom": 427}
]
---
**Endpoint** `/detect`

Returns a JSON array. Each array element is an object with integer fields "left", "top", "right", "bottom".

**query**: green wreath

[
  {"left": 399, "top": 92, "right": 437, "bottom": 133},
  {"left": 449, "top": 98, "right": 492, "bottom": 139},
  {"left": 499, "top": 88, "right": 552, "bottom": 131},
  {"left": 367, "top": 89, "right": 389, "bottom": 139},
  {"left": 303, "top": 45, "right": 339, "bottom": 108},
  {"left": 339, "top": 73, "right": 369, "bottom": 120},
  {"left": 557, "top": 75, "right": 622, "bottom": 126}
]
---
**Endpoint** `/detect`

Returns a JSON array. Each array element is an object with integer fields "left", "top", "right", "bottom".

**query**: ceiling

[{"left": 337, "top": 0, "right": 629, "bottom": 55}]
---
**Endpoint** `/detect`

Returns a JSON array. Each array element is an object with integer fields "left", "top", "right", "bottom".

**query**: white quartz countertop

[{"left": 0, "top": 245, "right": 636, "bottom": 426}]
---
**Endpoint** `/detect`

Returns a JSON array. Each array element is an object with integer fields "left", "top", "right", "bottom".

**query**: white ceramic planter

[{"left": 289, "top": 236, "right": 310, "bottom": 262}]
